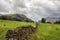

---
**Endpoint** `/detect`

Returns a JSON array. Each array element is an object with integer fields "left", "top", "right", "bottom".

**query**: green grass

[
  {"left": 37, "top": 23, "right": 60, "bottom": 40},
  {"left": 0, "top": 20, "right": 60, "bottom": 40}
]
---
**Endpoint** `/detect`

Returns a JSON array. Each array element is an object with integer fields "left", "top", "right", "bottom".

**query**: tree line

[{"left": 41, "top": 18, "right": 60, "bottom": 24}]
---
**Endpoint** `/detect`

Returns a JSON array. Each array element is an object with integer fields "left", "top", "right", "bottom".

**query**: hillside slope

[
  {"left": 0, "top": 14, "right": 33, "bottom": 22},
  {"left": 0, "top": 20, "right": 60, "bottom": 40}
]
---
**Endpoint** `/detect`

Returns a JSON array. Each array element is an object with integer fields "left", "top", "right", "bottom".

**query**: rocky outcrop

[{"left": 5, "top": 25, "right": 36, "bottom": 40}]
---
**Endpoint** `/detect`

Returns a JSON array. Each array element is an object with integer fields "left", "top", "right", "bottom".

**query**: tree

[
  {"left": 41, "top": 18, "right": 46, "bottom": 23},
  {"left": 54, "top": 21, "right": 60, "bottom": 24}
]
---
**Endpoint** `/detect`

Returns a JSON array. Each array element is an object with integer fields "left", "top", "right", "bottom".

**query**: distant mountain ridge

[{"left": 0, "top": 14, "right": 33, "bottom": 22}]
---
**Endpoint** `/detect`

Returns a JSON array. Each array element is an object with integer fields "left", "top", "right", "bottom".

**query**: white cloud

[{"left": 0, "top": 0, "right": 60, "bottom": 21}]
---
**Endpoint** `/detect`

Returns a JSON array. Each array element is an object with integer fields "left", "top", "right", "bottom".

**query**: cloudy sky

[{"left": 0, "top": 0, "right": 60, "bottom": 21}]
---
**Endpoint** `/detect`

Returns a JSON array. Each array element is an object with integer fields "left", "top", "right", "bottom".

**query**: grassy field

[{"left": 0, "top": 20, "right": 60, "bottom": 40}]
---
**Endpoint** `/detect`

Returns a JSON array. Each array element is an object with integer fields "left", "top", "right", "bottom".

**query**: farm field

[{"left": 0, "top": 20, "right": 60, "bottom": 40}]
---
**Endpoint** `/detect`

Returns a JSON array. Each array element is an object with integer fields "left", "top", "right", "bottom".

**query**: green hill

[
  {"left": 0, "top": 14, "right": 33, "bottom": 22},
  {"left": 0, "top": 20, "right": 60, "bottom": 40}
]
